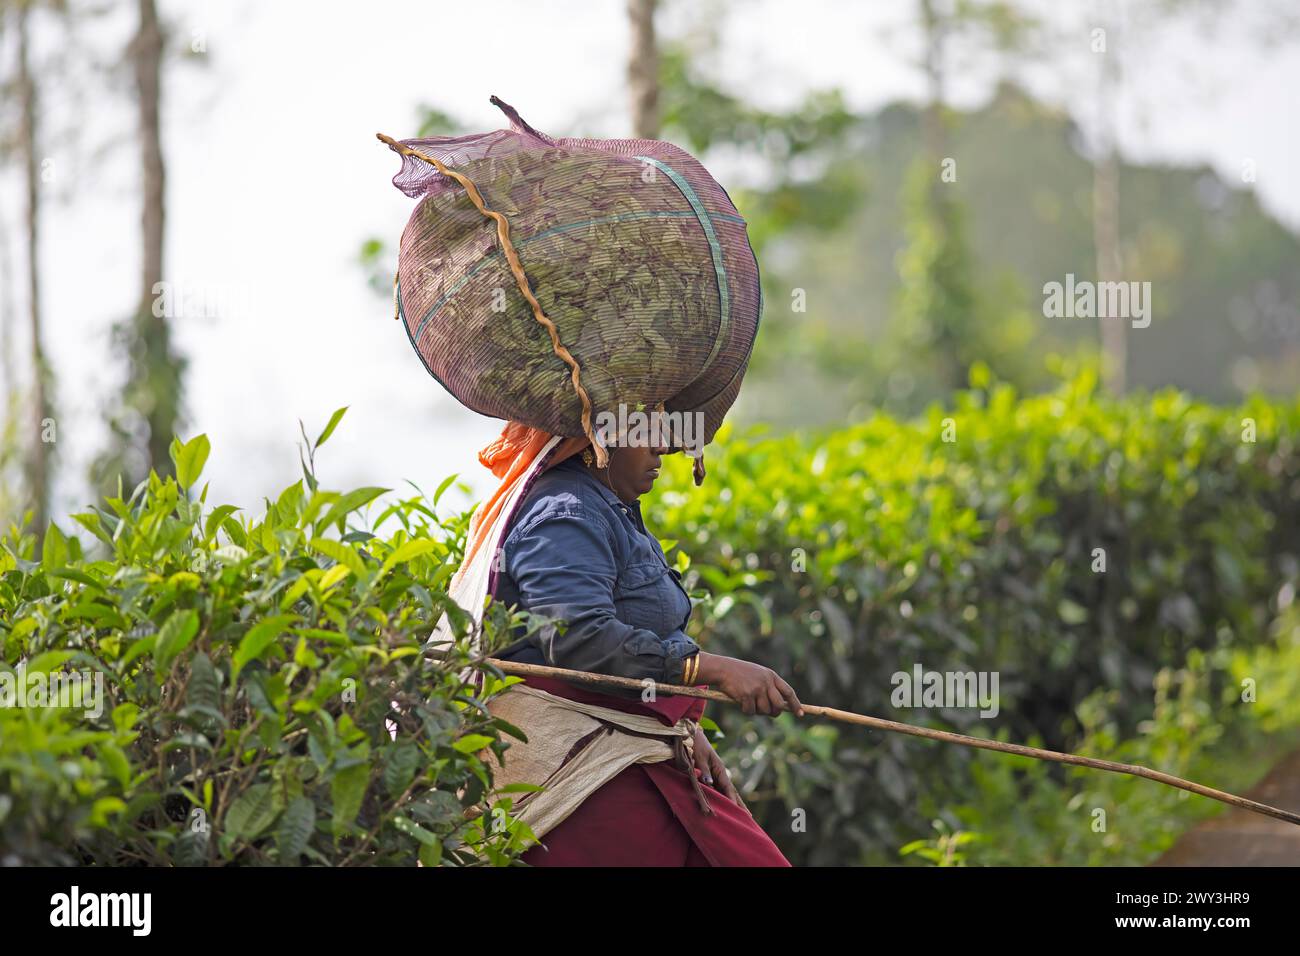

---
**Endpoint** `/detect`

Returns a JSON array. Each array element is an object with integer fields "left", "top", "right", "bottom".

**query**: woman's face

[{"left": 594, "top": 442, "right": 666, "bottom": 503}]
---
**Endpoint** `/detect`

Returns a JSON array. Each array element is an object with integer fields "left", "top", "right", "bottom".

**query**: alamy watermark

[
  {"left": 1043, "top": 273, "right": 1151, "bottom": 329},
  {"left": 152, "top": 278, "right": 250, "bottom": 322},
  {"left": 890, "top": 664, "right": 1000, "bottom": 718},
  {"left": 593, "top": 404, "right": 705, "bottom": 458},
  {"left": 0, "top": 663, "right": 104, "bottom": 719},
  {"left": 49, "top": 886, "right": 151, "bottom": 936}
]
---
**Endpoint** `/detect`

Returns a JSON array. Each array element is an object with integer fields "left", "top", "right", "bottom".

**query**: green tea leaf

[
  {"left": 225, "top": 783, "right": 279, "bottom": 841},
  {"left": 330, "top": 763, "right": 369, "bottom": 838},
  {"left": 154, "top": 609, "right": 200, "bottom": 674},
  {"left": 315, "top": 407, "right": 349, "bottom": 449},
  {"left": 233, "top": 615, "right": 298, "bottom": 676},
  {"left": 451, "top": 733, "right": 493, "bottom": 755},
  {"left": 171, "top": 434, "right": 212, "bottom": 490},
  {"left": 276, "top": 796, "right": 316, "bottom": 864}
]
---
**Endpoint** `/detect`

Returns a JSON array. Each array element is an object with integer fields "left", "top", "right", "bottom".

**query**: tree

[
  {"left": 989, "top": 0, "right": 1300, "bottom": 394},
  {"left": 890, "top": 0, "right": 1029, "bottom": 395},
  {"left": 96, "top": 0, "right": 185, "bottom": 489},
  {"left": 909, "top": 0, "right": 974, "bottom": 392},
  {"left": 1080, "top": 0, "right": 1300, "bottom": 394},
  {"left": 10, "top": 0, "right": 57, "bottom": 538},
  {"left": 0, "top": 177, "right": 21, "bottom": 525},
  {"left": 626, "top": 0, "right": 659, "bottom": 138},
  {"left": 1091, "top": 3, "right": 1125, "bottom": 393}
]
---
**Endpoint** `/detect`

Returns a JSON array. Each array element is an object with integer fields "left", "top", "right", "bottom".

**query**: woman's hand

[
  {"left": 690, "top": 723, "right": 748, "bottom": 813},
  {"left": 694, "top": 652, "right": 804, "bottom": 717}
]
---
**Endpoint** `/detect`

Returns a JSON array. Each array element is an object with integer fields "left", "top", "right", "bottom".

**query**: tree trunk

[
  {"left": 1092, "top": 12, "right": 1126, "bottom": 394},
  {"left": 132, "top": 0, "right": 178, "bottom": 474},
  {"left": 917, "top": 0, "right": 965, "bottom": 391},
  {"left": 627, "top": 0, "right": 659, "bottom": 139},
  {"left": 1, "top": 181, "right": 15, "bottom": 398},
  {"left": 17, "top": 6, "right": 53, "bottom": 538},
  {"left": 919, "top": 0, "right": 946, "bottom": 165},
  {"left": 0, "top": 167, "right": 19, "bottom": 519}
]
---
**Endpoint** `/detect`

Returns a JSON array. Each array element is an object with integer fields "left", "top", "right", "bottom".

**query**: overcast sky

[{"left": 3, "top": 0, "right": 1298, "bottom": 528}]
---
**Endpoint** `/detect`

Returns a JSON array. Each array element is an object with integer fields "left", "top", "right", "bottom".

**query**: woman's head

[{"left": 582, "top": 441, "right": 666, "bottom": 504}]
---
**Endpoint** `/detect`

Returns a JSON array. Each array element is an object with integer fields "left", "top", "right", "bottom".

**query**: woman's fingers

[
  {"left": 710, "top": 753, "right": 744, "bottom": 808},
  {"left": 774, "top": 674, "right": 804, "bottom": 717},
  {"left": 720, "top": 659, "right": 804, "bottom": 718},
  {"left": 701, "top": 741, "right": 747, "bottom": 812},
  {"left": 691, "top": 731, "right": 714, "bottom": 785}
]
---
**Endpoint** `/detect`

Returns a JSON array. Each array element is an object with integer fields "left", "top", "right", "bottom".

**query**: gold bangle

[{"left": 683, "top": 654, "right": 698, "bottom": 685}]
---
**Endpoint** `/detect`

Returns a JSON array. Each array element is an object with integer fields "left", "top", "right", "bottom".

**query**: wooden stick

[{"left": 467, "top": 655, "right": 1300, "bottom": 827}]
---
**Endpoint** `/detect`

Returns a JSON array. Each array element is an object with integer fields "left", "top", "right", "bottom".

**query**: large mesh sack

[{"left": 382, "top": 96, "right": 762, "bottom": 469}]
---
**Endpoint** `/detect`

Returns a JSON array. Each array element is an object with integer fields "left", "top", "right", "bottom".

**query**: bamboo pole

[{"left": 467, "top": 655, "right": 1300, "bottom": 827}]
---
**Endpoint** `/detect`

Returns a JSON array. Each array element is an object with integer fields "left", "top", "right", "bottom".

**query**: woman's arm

[
  {"left": 505, "top": 510, "right": 699, "bottom": 684},
  {"left": 505, "top": 507, "right": 803, "bottom": 713}
]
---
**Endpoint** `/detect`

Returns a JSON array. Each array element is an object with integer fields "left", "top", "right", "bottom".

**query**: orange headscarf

[{"left": 455, "top": 422, "right": 588, "bottom": 583}]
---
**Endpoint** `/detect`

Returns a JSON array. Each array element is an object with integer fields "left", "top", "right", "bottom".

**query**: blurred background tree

[
  {"left": 657, "top": 0, "right": 1300, "bottom": 424},
  {"left": 1, "top": 0, "right": 67, "bottom": 541},
  {"left": 92, "top": 0, "right": 187, "bottom": 492},
  {"left": 4, "top": 0, "right": 1297, "bottom": 532},
  {"left": 354, "top": 0, "right": 1298, "bottom": 433}
]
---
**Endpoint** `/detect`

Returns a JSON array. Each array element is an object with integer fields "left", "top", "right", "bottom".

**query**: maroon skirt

[{"left": 517, "top": 675, "right": 790, "bottom": 867}]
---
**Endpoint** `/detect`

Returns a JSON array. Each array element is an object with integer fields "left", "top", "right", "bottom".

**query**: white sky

[{"left": 3, "top": 0, "right": 1298, "bottom": 528}]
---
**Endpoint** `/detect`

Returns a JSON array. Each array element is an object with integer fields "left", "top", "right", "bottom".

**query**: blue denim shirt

[{"left": 493, "top": 456, "right": 699, "bottom": 685}]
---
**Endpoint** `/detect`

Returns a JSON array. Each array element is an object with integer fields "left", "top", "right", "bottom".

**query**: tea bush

[
  {"left": 0, "top": 412, "right": 533, "bottom": 866},
  {"left": 938, "top": 611, "right": 1300, "bottom": 866},
  {"left": 650, "top": 369, "right": 1300, "bottom": 865},
  {"left": 5, "top": 375, "right": 1297, "bottom": 867}
]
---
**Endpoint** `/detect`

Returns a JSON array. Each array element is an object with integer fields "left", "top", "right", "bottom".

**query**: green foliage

[
  {"left": 892, "top": 159, "right": 1036, "bottom": 396},
  {"left": 7, "top": 382, "right": 1297, "bottom": 867},
  {"left": 649, "top": 373, "right": 1300, "bottom": 865},
  {"left": 739, "top": 86, "right": 1300, "bottom": 427},
  {"left": 899, "top": 818, "right": 981, "bottom": 866},
  {"left": 945, "top": 621, "right": 1300, "bottom": 865},
  {"left": 658, "top": 43, "right": 864, "bottom": 256},
  {"left": 0, "top": 411, "right": 533, "bottom": 866}
]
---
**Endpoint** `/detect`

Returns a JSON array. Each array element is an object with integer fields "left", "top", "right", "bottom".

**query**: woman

[
  {"left": 470, "top": 422, "right": 802, "bottom": 866},
  {"left": 386, "top": 98, "right": 787, "bottom": 863}
]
